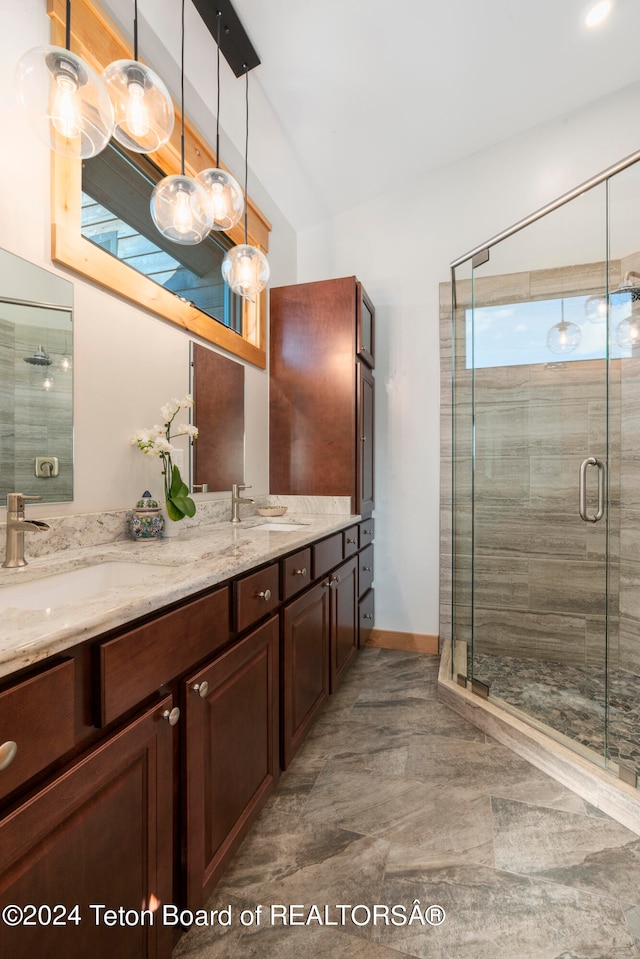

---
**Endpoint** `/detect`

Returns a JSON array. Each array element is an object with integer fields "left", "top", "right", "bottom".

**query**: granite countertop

[{"left": 0, "top": 513, "right": 358, "bottom": 681}]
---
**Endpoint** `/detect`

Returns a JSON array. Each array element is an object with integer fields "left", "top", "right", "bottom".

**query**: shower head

[
  {"left": 23, "top": 345, "right": 52, "bottom": 367},
  {"left": 611, "top": 271, "right": 640, "bottom": 297}
]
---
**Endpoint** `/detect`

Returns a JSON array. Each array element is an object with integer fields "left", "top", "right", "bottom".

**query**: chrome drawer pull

[
  {"left": 346, "top": 537, "right": 356, "bottom": 545},
  {"left": 363, "top": 528, "right": 372, "bottom": 535},
  {"left": 0, "top": 741, "right": 17, "bottom": 771},
  {"left": 257, "top": 589, "right": 272, "bottom": 601},
  {"left": 363, "top": 565, "right": 372, "bottom": 572},
  {"left": 193, "top": 682, "right": 209, "bottom": 698},
  {"left": 295, "top": 568, "right": 307, "bottom": 577},
  {"left": 363, "top": 613, "right": 373, "bottom": 621},
  {"left": 162, "top": 707, "right": 180, "bottom": 726}
]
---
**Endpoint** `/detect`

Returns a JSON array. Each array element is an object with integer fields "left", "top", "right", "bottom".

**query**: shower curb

[{"left": 437, "top": 639, "right": 640, "bottom": 836}]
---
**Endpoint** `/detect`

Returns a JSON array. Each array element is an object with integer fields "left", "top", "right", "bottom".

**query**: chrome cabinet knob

[
  {"left": 257, "top": 589, "right": 272, "bottom": 601},
  {"left": 363, "top": 613, "right": 373, "bottom": 621},
  {"left": 0, "top": 740, "right": 17, "bottom": 771},
  {"left": 162, "top": 707, "right": 181, "bottom": 726},
  {"left": 363, "top": 529, "right": 372, "bottom": 535},
  {"left": 193, "top": 681, "right": 209, "bottom": 698},
  {"left": 329, "top": 575, "right": 340, "bottom": 588},
  {"left": 346, "top": 537, "right": 356, "bottom": 545},
  {"left": 363, "top": 565, "right": 372, "bottom": 572},
  {"left": 295, "top": 568, "right": 307, "bottom": 577}
]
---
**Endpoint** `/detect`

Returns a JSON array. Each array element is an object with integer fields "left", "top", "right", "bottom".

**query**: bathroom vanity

[{"left": 0, "top": 514, "right": 374, "bottom": 958}]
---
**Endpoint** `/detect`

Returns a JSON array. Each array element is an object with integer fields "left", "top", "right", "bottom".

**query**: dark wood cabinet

[
  {"left": 269, "top": 275, "right": 375, "bottom": 515},
  {"left": 329, "top": 557, "right": 359, "bottom": 692},
  {"left": 281, "top": 578, "right": 331, "bottom": 768},
  {"left": 0, "top": 695, "right": 174, "bottom": 959},
  {"left": 183, "top": 615, "right": 279, "bottom": 908},
  {"left": 0, "top": 523, "right": 369, "bottom": 956}
]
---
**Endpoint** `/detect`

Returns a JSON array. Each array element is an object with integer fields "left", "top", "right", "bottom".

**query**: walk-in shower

[{"left": 441, "top": 148, "right": 640, "bottom": 794}]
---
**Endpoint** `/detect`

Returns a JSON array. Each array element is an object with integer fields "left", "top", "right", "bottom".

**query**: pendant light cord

[
  {"left": 180, "top": 0, "right": 185, "bottom": 176},
  {"left": 215, "top": 11, "right": 221, "bottom": 169},
  {"left": 65, "top": 0, "right": 71, "bottom": 50},
  {"left": 244, "top": 67, "right": 249, "bottom": 244},
  {"left": 133, "top": 0, "right": 139, "bottom": 61}
]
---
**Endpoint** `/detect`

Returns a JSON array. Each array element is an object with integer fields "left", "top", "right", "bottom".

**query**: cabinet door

[
  {"left": 357, "top": 281, "right": 375, "bottom": 368},
  {"left": 281, "top": 578, "right": 331, "bottom": 768},
  {"left": 329, "top": 556, "right": 359, "bottom": 692},
  {"left": 358, "top": 363, "right": 375, "bottom": 516},
  {"left": 0, "top": 696, "right": 174, "bottom": 959},
  {"left": 183, "top": 617, "right": 279, "bottom": 909}
]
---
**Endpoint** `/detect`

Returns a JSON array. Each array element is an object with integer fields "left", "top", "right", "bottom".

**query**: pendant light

[
  {"left": 547, "top": 299, "right": 581, "bottom": 355},
  {"left": 14, "top": 0, "right": 113, "bottom": 159},
  {"left": 221, "top": 69, "right": 269, "bottom": 300},
  {"left": 102, "top": 0, "right": 174, "bottom": 154},
  {"left": 196, "top": 12, "right": 244, "bottom": 231},
  {"left": 150, "top": 0, "right": 212, "bottom": 245}
]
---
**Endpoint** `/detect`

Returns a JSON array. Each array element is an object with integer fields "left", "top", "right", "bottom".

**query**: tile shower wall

[
  {"left": 440, "top": 257, "right": 640, "bottom": 681},
  {"left": 14, "top": 323, "right": 73, "bottom": 503}
]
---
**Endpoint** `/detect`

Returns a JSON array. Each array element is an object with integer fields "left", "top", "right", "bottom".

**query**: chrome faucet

[
  {"left": 231, "top": 483, "right": 254, "bottom": 523},
  {"left": 3, "top": 493, "right": 50, "bottom": 568}
]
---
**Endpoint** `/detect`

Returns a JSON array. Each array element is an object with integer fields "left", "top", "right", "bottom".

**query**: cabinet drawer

[
  {"left": 235, "top": 564, "right": 280, "bottom": 633},
  {"left": 343, "top": 525, "right": 359, "bottom": 557},
  {"left": 0, "top": 658, "right": 75, "bottom": 800},
  {"left": 359, "top": 518, "right": 375, "bottom": 548},
  {"left": 96, "top": 586, "right": 230, "bottom": 727},
  {"left": 359, "top": 588, "right": 375, "bottom": 647},
  {"left": 359, "top": 544, "right": 374, "bottom": 596},
  {"left": 281, "top": 548, "right": 312, "bottom": 601},
  {"left": 312, "top": 533, "right": 343, "bottom": 580}
]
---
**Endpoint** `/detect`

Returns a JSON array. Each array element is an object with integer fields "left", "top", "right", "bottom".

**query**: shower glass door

[
  {"left": 464, "top": 183, "right": 612, "bottom": 766},
  {"left": 604, "top": 160, "right": 640, "bottom": 781}
]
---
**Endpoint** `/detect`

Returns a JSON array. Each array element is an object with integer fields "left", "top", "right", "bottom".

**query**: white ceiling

[{"left": 100, "top": 0, "right": 640, "bottom": 232}]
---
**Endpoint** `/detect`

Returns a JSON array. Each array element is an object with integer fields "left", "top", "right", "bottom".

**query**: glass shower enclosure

[{"left": 447, "top": 150, "right": 640, "bottom": 784}]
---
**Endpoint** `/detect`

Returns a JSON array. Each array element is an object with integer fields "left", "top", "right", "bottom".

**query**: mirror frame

[{"left": 47, "top": 0, "right": 270, "bottom": 370}]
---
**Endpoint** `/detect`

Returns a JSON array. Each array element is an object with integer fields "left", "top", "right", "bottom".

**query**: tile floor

[{"left": 173, "top": 647, "right": 640, "bottom": 959}]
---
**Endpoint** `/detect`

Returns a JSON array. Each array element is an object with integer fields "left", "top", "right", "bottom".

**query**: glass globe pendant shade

[
  {"left": 222, "top": 244, "right": 270, "bottom": 299},
  {"left": 150, "top": 174, "right": 213, "bottom": 245},
  {"left": 102, "top": 60, "right": 174, "bottom": 153},
  {"left": 615, "top": 317, "right": 640, "bottom": 353},
  {"left": 547, "top": 320, "right": 581, "bottom": 355},
  {"left": 14, "top": 45, "right": 113, "bottom": 158},
  {"left": 195, "top": 168, "right": 244, "bottom": 231},
  {"left": 585, "top": 293, "right": 607, "bottom": 324}
]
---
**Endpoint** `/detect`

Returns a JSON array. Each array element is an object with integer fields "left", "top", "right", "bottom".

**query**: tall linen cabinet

[{"left": 269, "top": 275, "right": 375, "bottom": 517}]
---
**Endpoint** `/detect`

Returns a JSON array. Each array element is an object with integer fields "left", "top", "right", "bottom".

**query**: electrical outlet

[{"left": 35, "top": 456, "right": 59, "bottom": 478}]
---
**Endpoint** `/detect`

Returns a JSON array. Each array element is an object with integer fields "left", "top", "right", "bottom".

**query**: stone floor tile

[
  {"left": 492, "top": 797, "right": 640, "bottom": 905},
  {"left": 374, "top": 858, "right": 637, "bottom": 959}
]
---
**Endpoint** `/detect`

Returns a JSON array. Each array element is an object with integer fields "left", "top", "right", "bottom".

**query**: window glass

[{"left": 81, "top": 144, "right": 242, "bottom": 332}]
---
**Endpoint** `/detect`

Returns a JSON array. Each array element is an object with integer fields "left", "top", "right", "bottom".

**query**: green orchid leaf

[{"left": 167, "top": 465, "right": 196, "bottom": 519}]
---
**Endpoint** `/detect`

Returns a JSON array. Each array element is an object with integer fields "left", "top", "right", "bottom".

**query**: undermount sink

[
  {"left": 254, "top": 522, "right": 308, "bottom": 532},
  {"left": 0, "top": 562, "right": 169, "bottom": 611}
]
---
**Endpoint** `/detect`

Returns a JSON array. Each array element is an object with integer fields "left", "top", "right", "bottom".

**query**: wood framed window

[{"left": 47, "top": 0, "right": 271, "bottom": 369}]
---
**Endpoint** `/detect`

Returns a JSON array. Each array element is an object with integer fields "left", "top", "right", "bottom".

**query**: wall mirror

[
  {"left": 0, "top": 248, "right": 73, "bottom": 506},
  {"left": 190, "top": 342, "right": 244, "bottom": 492}
]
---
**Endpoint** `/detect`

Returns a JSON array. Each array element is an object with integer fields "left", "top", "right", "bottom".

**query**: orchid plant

[{"left": 132, "top": 395, "right": 199, "bottom": 522}]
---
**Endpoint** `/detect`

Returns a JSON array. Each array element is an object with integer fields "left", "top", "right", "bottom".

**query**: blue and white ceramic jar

[{"left": 129, "top": 491, "right": 165, "bottom": 542}]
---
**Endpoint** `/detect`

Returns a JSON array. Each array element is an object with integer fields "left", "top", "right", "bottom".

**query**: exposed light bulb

[
  {"left": 150, "top": 174, "right": 212, "bottom": 245},
  {"left": 125, "top": 75, "right": 149, "bottom": 137},
  {"left": 222, "top": 243, "right": 270, "bottom": 300},
  {"left": 174, "top": 186, "right": 194, "bottom": 236},
  {"left": 51, "top": 68, "right": 81, "bottom": 139},
  {"left": 195, "top": 169, "right": 244, "bottom": 231},
  {"left": 585, "top": 1, "right": 612, "bottom": 28}
]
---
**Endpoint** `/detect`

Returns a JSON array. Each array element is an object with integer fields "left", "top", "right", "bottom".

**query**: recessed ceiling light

[{"left": 585, "top": 0, "right": 613, "bottom": 28}]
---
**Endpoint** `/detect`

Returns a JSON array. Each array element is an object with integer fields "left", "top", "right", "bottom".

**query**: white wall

[
  {"left": 298, "top": 80, "right": 640, "bottom": 636},
  {"left": 0, "top": 0, "right": 297, "bottom": 519}
]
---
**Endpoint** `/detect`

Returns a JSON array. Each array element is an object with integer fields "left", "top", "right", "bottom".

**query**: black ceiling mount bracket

[{"left": 190, "top": 0, "right": 260, "bottom": 77}]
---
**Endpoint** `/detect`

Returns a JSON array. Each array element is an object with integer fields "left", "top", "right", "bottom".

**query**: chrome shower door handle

[{"left": 579, "top": 456, "right": 605, "bottom": 523}]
